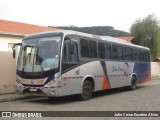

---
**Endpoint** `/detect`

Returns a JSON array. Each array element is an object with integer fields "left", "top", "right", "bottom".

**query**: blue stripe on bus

[{"left": 133, "top": 62, "right": 151, "bottom": 83}]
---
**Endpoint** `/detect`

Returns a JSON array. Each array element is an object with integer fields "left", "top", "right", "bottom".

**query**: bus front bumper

[{"left": 16, "top": 82, "right": 61, "bottom": 97}]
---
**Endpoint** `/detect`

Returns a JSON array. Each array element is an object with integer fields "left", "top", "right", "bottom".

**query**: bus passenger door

[{"left": 61, "top": 38, "right": 80, "bottom": 95}]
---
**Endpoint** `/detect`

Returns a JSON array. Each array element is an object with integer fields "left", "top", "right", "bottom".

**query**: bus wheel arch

[{"left": 79, "top": 76, "right": 95, "bottom": 100}]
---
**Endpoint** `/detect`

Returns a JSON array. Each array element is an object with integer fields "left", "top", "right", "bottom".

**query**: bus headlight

[{"left": 16, "top": 77, "right": 23, "bottom": 86}]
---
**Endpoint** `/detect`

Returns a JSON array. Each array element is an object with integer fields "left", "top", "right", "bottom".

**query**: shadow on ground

[{"left": 25, "top": 85, "right": 146, "bottom": 105}]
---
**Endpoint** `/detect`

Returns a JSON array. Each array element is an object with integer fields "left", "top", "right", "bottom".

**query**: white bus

[{"left": 12, "top": 30, "right": 151, "bottom": 100}]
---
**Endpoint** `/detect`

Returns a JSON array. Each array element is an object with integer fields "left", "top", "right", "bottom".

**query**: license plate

[{"left": 30, "top": 88, "right": 37, "bottom": 91}]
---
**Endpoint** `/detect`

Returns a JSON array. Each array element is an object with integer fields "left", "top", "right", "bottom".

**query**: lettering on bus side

[{"left": 111, "top": 62, "right": 130, "bottom": 77}]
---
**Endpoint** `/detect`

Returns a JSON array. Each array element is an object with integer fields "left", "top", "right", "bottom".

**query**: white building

[{"left": 0, "top": 19, "right": 59, "bottom": 52}]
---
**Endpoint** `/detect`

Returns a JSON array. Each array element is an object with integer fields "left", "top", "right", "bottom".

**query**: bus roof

[{"left": 25, "top": 30, "right": 150, "bottom": 51}]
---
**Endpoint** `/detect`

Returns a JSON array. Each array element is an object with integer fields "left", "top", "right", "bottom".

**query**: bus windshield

[{"left": 17, "top": 36, "right": 61, "bottom": 72}]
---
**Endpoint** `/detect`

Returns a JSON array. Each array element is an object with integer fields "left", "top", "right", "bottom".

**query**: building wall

[
  {"left": 0, "top": 51, "right": 16, "bottom": 94},
  {"left": 151, "top": 62, "right": 160, "bottom": 79},
  {"left": 0, "top": 34, "right": 24, "bottom": 52}
]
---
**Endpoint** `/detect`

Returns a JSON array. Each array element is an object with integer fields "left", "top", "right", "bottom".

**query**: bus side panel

[
  {"left": 61, "top": 61, "right": 105, "bottom": 96},
  {"left": 106, "top": 61, "right": 135, "bottom": 88},
  {"left": 60, "top": 61, "right": 137, "bottom": 96},
  {"left": 133, "top": 62, "right": 151, "bottom": 84},
  {"left": 61, "top": 66, "right": 81, "bottom": 96},
  {"left": 79, "top": 61, "right": 106, "bottom": 91}
]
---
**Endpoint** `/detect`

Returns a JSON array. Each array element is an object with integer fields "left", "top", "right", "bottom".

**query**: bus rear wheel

[{"left": 79, "top": 80, "right": 93, "bottom": 101}]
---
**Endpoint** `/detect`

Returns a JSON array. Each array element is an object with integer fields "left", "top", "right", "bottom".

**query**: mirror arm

[{"left": 12, "top": 43, "right": 22, "bottom": 50}]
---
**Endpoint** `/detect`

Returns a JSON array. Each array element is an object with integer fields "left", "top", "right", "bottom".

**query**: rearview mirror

[
  {"left": 12, "top": 43, "right": 22, "bottom": 59},
  {"left": 13, "top": 49, "right": 16, "bottom": 59}
]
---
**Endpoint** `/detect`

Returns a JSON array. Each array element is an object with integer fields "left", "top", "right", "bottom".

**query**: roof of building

[
  {"left": 153, "top": 57, "right": 160, "bottom": 62},
  {"left": 117, "top": 36, "right": 134, "bottom": 43},
  {"left": 0, "top": 19, "right": 59, "bottom": 36}
]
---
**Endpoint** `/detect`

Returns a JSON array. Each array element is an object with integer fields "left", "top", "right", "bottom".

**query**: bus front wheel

[
  {"left": 129, "top": 76, "right": 137, "bottom": 90},
  {"left": 79, "top": 80, "right": 93, "bottom": 101}
]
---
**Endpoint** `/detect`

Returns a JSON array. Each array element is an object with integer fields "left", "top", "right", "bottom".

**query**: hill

[{"left": 49, "top": 26, "right": 130, "bottom": 37}]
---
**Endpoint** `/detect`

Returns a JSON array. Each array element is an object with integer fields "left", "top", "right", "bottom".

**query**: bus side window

[
  {"left": 98, "top": 42, "right": 105, "bottom": 59},
  {"left": 63, "top": 41, "right": 78, "bottom": 63},
  {"left": 62, "top": 38, "right": 79, "bottom": 72},
  {"left": 89, "top": 41, "right": 97, "bottom": 58},
  {"left": 63, "top": 42, "right": 67, "bottom": 62},
  {"left": 80, "top": 39, "right": 89, "bottom": 58},
  {"left": 146, "top": 51, "right": 150, "bottom": 62},
  {"left": 68, "top": 43, "right": 78, "bottom": 63},
  {"left": 105, "top": 43, "right": 111, "bottom": 59},
  {"left": 112, "top": 45, "right": 123, "bottom": 60},
  {"left": 141, "top": 51, "right": 145, "bottom": 61},
  {"left": 133, "top": 49, "right": 141, "bottom": 61},
  {"left": 123, "top": 47, "right": 133, "bottom": 61},
  {"left": 98, "top": 42, "right": 111, "bottom": 59}
]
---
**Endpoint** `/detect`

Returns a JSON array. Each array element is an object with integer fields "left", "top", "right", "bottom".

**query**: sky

[{"left": 0, "top": 0, "right": 160, "bottom": 32}]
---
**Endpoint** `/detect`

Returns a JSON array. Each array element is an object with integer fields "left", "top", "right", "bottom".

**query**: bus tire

[
  {"left": 129, "top": 76, "right": 137, "bottom": 90},
  {"left": 48, "top": 97, "right": 54, "bottom": 100},
  {"left": 79, "top": 80, "right": 93, "bottom": 101}
]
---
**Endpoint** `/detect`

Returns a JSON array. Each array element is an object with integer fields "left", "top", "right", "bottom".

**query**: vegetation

[
  {"left": 130, "top": 15, "right": 160, "bottom": 59},
  {"left": 49, "top": 25, "right": 130, "bottom": 37}
]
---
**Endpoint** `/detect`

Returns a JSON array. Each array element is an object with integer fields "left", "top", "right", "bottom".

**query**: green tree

[{"left": 130, "top": 15, "right": 160, "bottom": 59}]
